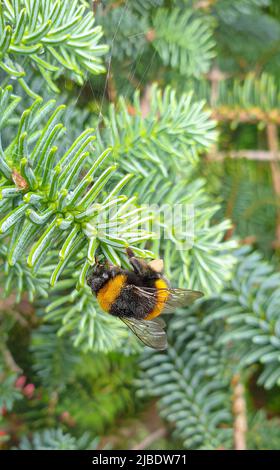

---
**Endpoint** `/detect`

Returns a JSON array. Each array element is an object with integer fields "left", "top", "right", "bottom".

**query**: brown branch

[
  {"left": 194, "top": 0, "right": 217, "bottom": 9},
  {"left": 207, "top": 150, "right": 280, "bottom": 161},
  {"left": 212, "top": 107, "right": 280, "bottom": 124},
  {"left": 92, "top": 1, "right": 100, "bottom": 14},
  {"left": 208, "top": 67, "right": 229, "bottom": 107},
  {"left": 240, "top": 235, "right": 257, "bottom": 245},
  {"left": 131, "top": 428, "right": 167, "bottom": 451},
  {"left": 267, "top": 123, "right": 280, "bottom": 244},
  {"left": 140, "top": 85, "right": 152, "bottom": 118},
  {"left": 107, "top": 71, "right": 117, "bottom": 104},
  {"left": 232, "top": 374, "right": 247, "bottom": 450},
  {"left": 0, "top": 344, "right": 22, "bottom": 373}
]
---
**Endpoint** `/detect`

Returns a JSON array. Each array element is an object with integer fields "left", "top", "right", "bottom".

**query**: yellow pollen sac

[
  {"left": 145, "top": 278, "right": 169, "bottom": 320},
  {"left": 97, "top": 274, "right": 127, "bottom": 312}
]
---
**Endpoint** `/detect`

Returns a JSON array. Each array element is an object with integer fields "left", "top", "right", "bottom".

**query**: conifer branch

[
  {"left": 0, "top": 86, "right": 153, "bottom": 294},
  {"left": 0, "top": 0, "right": 108, "bottom": 91},
  {"left": 97, "top": 85, "right": 237, "bottom": 294},
  {"left": 152, "top": 8, "right": 216, "bottom": 78}
]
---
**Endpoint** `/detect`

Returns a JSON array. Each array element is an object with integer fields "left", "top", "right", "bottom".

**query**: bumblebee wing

[
  {"left": 120, "top": 316, "right": 167, "bottom": 350},
  {"left": 132, "top": 286, "right": 203, "bottom": 314},
  {"left": 162, "top": 287, "right": 203, "bottom": 312}
]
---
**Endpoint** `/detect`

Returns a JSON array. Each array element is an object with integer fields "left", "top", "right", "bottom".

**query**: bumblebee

[{"left": 87, "top": 248, "right": 203, "bottom": 350}]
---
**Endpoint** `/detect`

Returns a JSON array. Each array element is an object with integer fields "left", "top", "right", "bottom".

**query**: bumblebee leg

[
  {"left": 126, "top": 248, "right": 147, "bottom": 275},
  {"left": 126, "top": 247, "right": 135, "bottom": 258}
]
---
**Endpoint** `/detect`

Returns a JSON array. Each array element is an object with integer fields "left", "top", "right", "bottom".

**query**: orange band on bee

[
  {"left": 144, "top": 278, "right": 169, "bottom": 320},
  {"left": 97, "top": 274, "right": 127, "bottom": 312}
]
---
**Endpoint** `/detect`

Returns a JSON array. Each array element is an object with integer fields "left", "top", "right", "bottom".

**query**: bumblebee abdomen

[
  {"left": 97, "top": 274, "right": 127, "bottom": 312},
  {"left": 144, "top": 278, "right": 169, "bottom": 320},
  {"left": 109, "top": 284, "right": 155, "bottom": 319}
]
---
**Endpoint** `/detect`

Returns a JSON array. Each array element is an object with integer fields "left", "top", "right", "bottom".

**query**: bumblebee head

[{"left": 87, "top": 262, "right": 120, "bottom": 294}]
